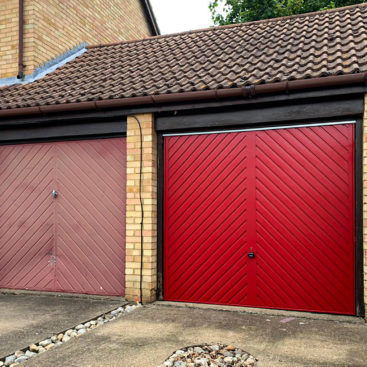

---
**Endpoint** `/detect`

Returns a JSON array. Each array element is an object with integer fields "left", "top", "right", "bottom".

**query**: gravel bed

[
  {"left": 0, "top": 303, "right": 140, "bottom": 366},
  {"left": 158, "top": 344, "right": 257, "bottom": 367}
]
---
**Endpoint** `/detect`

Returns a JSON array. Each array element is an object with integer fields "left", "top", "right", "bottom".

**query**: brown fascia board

[{"left": 1, "top": 72, "right": 367, "bottom": 118}]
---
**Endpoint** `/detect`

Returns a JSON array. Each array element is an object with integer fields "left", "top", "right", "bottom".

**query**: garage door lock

[
  {"left": 248, "top": 249, "right": 255, "bottom": 259},
  {"left": 52, "top": 190, "right": 58, "bottom": 198}
]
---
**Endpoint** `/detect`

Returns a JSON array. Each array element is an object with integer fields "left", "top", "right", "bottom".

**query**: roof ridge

[{"left": 87, "top": 2, "right": 367, "bottom": 49}]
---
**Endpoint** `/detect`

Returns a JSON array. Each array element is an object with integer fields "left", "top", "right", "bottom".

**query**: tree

[{"left": 209, "top": 0, "right": 366, "bottom": 25}]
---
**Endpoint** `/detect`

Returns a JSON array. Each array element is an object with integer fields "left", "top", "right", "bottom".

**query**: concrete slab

[
  {"left": 24, "top": 303, "right": 367, "bottom": 367},
  {"left": 0, "top": 293, "right": 125, "bottom": 358}
]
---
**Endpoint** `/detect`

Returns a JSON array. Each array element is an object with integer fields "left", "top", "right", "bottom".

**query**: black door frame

[{"left": 157, "top": 112, "right": 364, "bottom": 317}]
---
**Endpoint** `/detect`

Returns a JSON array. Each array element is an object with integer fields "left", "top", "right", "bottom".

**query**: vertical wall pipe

[{"left": 17, "top": 0, "right": 24, "bottom": 79}]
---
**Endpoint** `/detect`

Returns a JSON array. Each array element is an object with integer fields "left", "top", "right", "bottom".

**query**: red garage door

[
  {"left": 164, "top": 123, "right": 355, "bottom": 315},
  {"left": 0, "top": 138, "right": 126, "bottom": 296}
]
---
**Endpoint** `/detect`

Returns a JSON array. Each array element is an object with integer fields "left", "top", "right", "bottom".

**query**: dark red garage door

[
  {"left": 0, "top": 138, "right": 126, "bottom": 296},
  {"left": 164, "top": 123, "right": 355, "bottom": 314}
]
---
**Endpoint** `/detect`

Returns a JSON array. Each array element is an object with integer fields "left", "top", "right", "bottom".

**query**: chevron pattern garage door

[
  {"left": 164, "top": 123, "right": 355, "bottom": 314},
  {"left": 0, "top": 138, "right": 126, "bottom": 296}
]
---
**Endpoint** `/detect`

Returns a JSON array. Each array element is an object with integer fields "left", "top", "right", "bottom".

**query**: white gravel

[{"left": 159, "top": 344, "right": 257, "bottom": 367}]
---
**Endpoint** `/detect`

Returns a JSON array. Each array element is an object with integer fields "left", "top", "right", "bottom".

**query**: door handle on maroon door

[{"left": 52, "top": 190, "right": 58, "bottom": 198}]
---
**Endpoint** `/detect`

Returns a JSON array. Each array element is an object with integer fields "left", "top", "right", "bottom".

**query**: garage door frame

[{"left": 156, "top": 103, "right": 364, "bottom": 316}]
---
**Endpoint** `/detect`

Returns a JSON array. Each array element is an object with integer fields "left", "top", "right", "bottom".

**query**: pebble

[
  {"left": 245, "top": 356, "right": 256, "bottom": 365},
  {"left": 25, "top": 351, "right": 36, "bottom": 358},
  {"left": 65, "top": 329, "right": 73, "bottom": 336},
  {"left": 158, "top": 345, "right": 256, "bottom": 367},
  {"left": 14, "top": 356, "right": 28, "bottom": 364},
  {"left": 125, "top": 305, "right": 135, "bottom": 313},
  {"left": 29, "top": 344, "right": 38, "bottom": 353},
  {"left": 193, "top": 347, "right": 204, "bottom": 353},
  {"left": 9, "top": 364, "right": 19, "bottom": 367},
  {"left": 225, "top": 345, "right": 236, "bottom": 351},
  {"left": 0, "top": 362, "right": 3, "bottom": 367},
  {"left": 57, "top": 333, "right": 64, "bottom": 341},
  {"left": 77, "top": 328, "right": 86, "bottom": 335},
  {"left": 4, "top": 355, "right": 16, "bottom": 366},
  {"left": 38, "top": 346, "right": 46, "bottom": 354},
  {"left": 84, "top": 322, "right": 91, "bottom": 328},
  {"left": 39, "top": 339, "right": 52, "bottom": 347},
  {"left": 197, "top": 358, "right": 208, "bottom": 366},
  {"left": 51, "top": 335, "right": 57, "bottom": 343},
  {"left": 62, "top": 335, "right": 71, "bottom": 343},
  {"left": 75, "top": 324, "right": 84, "bottom": 330},
  {"left": 45, "top": 344, "right": 54, "bottom": 351}
]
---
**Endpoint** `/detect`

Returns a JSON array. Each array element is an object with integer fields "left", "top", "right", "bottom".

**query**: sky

[{"left": 149, "top": 0, "right": 214, "bottom": 35}]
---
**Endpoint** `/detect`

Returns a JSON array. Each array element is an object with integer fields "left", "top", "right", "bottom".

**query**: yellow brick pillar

[
  {"left": 363, "top": 95, "right": 367, "bottom": 317},
  {"left": 125, "top": 113, "right": 157, "bottom": 303}
]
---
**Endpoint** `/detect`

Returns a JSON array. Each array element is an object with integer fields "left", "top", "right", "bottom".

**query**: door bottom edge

[
  {"left": 155, "top": 300, "right": 361, "bottom": 323},
  {"left": 0, "top": 288, "right": 125, "bottom": 301}
]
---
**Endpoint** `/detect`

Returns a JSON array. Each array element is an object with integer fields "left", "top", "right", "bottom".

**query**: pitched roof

[{"left": 1, "top": 3, "right": 367, "bottom": 112}]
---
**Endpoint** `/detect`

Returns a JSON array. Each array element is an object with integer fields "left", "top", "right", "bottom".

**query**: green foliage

[{"left": 209, "top": 0, "right": 366, "bottom": 25}]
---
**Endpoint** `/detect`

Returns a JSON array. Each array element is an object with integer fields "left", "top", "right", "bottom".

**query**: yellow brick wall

[
  {"left": 0, "top": 0, "right": 152, "bottom": 78},
  {"left": 125, "top": 113, "right": 157, "bottom": 303},
  {"left": 0, "top": 0, "right": 18, "bottom": 78},
  {"left": 363, "top": 95, "right": 367, "bottom": 316}
]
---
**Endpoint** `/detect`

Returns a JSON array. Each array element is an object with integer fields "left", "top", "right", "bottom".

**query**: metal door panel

[
  {"left": 164, "top": 124, "right": 355, "bottom": 314},
  {"left": 0, "top": 144, "right": 55, "bottom": 291},
  {"left": 55, "top": 138, "right": 126, "bottom": 296}
]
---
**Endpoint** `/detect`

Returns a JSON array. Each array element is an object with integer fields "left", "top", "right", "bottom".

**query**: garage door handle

[
  {"left": 52, "top": 190, "right": 58, "bottom": 198},
  {"left": 248, "top": 250, "right": 255, "bottom": 259}
]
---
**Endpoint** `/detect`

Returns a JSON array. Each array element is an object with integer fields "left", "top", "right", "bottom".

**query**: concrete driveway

[
  {"left": 21, "top": 302, "right": 367, "bottom": 367},
  {"left": 0, "top": 292, "right": 124, "bottom": 358}
]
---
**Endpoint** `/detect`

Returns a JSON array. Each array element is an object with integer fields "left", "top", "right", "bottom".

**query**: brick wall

[
  {"left": 363, "top": 95, "right": 367, "bottom": 316},
  {"left": 125, "top": 114, "right": 158, "bottom": 303},
  {"left": 0, "top": 0, "right": 152, "bottom": 78},
  {"left": 0, "top": 0, "right": 18, "bottom": 78}
]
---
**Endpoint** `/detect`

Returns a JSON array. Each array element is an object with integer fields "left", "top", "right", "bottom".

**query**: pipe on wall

[
  {"left": 17, "top": 0, "right": 24, "bottom": 80},
  {"left": 1, "top": 72, "right": 367, "bottom": 118}
]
